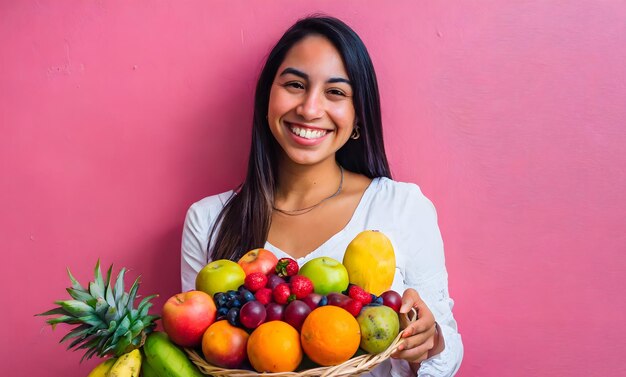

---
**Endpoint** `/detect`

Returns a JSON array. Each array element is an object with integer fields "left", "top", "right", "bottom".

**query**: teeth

[{"left": 289, "top": 126, "right": 327, "bottom": 139}]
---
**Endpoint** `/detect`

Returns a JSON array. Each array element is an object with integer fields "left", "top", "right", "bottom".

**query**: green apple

[
  {"left": 196, "top": 259, "right": 246, "bottom": 296},
  {"left": 357, "top": 305, "right": 400, "bottom": 354},
  {"left": 298, "top": 257, "right": 349, "bottom": 295}
]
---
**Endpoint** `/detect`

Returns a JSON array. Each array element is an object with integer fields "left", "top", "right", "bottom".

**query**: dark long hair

[{"left": 209, "top": 16, "right": 391, "bottom": 261}]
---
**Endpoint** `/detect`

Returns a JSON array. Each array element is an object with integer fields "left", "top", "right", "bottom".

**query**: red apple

[
  {"left": 202, "top": 320, "right": 249, "bottom": 369},
  {"left": 238, "top": 248, "right": 278, "bottom": 276},
  {"left": 162, "top": 290, "right": 216, "bottom": 347}
]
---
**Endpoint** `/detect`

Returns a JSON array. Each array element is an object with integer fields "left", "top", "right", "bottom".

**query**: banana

[
  {"left": 87, "top": 358, "right": 117, "bottom": 377},
  {"left": 143, "top": 332, "right": 204, "bottom": 377},
  {"left": 106, "top": 349, "right": 142, "bottom": 377},
  {"left": 343, "top": 230, "right": 396, "bottom": 295}
]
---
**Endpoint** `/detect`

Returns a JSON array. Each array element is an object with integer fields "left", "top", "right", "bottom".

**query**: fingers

[
  {"left": 401, "top": 316, "right": 435, "bottom": 338},
  {"left": 400, "top": 300, "right": 435, "bottom": 336},
  {"left": 392, "top": 334, "right": 436, "bottom": 363},
  {"left": 399, "top": 288, "right": 420, "bottom": 314},
  {"left": 393, "top": 288, "right": 439, "bottom": 363}
]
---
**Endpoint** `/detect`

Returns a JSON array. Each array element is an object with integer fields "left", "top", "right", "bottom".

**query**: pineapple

[{"left": 37, "top": 260, "right": 159, "bottom": 361}]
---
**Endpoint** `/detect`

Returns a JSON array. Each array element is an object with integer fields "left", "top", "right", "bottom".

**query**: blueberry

[
  {"left": 370, "top": 293, "right": 377, "bottom": 302},
  {"left": 232, "top": 298, "right": 242, "bottom": 308},
  {"left": 214, "top": 293, "right": 227, "bottom": 307},
  {"left": 242, "top": 291, "right": 255, "bottom": 302},
  {"left": 226, "top": 290, "right": 238, "bottom": 299},
  {"left": 218, "top": 307, "right": 229, "bottom": 316},
  {"left": 319, "top": 296, "right": 328, "bottom": 306},
  {"left": 227, "top": 307, "right": 240, "bottom": 327},
  {"left": 375, "top": 296, "right": 384, "bottom": 305}
]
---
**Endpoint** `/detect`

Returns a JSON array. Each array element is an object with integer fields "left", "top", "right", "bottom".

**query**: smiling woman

[
  {"left": 268, "top": 35, "right": 356, "bottom": 165},
  {"left": 181, "top": 16, "right": 463, "bottom": 376}
]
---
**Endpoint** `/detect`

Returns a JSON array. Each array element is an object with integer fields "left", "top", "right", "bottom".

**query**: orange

[
  {"left": 300, "top": 306, "right": 361, "bottom": 366},
  {"left": 247, "top": 321, "right": 303, "bottom": 372}
]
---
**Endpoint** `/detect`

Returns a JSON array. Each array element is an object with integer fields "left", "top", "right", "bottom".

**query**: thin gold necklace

[{"left": 273, "top": 165, "right": 344, "bottom": 216}]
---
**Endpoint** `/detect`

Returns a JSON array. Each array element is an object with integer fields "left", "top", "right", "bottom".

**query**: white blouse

[{"left": 181, "top": 177, "right": 463, "bottom": 376}]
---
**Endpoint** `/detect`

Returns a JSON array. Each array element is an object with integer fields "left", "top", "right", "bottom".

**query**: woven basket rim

[{"left": 186, "top": 309, "right": 415, "bottom": 377}]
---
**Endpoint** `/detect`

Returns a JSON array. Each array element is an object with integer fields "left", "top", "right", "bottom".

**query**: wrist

[{"left": 427, "top": 322, "right": 445, "bottom": 359}]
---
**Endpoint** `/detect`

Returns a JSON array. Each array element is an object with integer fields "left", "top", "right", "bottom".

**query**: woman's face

[{"left": 267, "top": 35, "right": 355, "bottom": 167}]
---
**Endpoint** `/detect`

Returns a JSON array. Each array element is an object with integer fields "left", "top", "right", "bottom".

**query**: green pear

[{"left": 356, "top": 305, "right": 400, "bottom": 354}]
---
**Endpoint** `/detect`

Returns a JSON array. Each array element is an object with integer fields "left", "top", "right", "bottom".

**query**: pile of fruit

[
  {"left": 38, "top": 230, "right": 403, "bottom": 376},
  {"left": 165, "top": 230, "right": 402, "bottom": 373}
]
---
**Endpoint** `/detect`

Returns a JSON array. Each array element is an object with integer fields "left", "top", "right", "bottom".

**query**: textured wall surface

[{"left": 1, "top": 1, "right": 625, "bottom": 376}]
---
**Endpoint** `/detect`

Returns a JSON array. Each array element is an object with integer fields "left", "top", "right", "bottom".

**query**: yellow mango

[{"left": 343, "top": 230, "right": 395, "bottom": 296}]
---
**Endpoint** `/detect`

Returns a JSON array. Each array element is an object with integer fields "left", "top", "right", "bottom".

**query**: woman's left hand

[{"left": 390, "top": 288, "right": 443, "bottom": 367}]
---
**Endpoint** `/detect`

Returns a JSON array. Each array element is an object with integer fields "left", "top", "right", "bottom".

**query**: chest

[{"left": 267, "top": 198, "right": 359, "bottom": 259}]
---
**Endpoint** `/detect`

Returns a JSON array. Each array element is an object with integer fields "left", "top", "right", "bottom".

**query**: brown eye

[
  {"left": 284, "top": 81, "right": 305, "bottom": 90},
  {"left": 327, "top": 88, "right": 347, "bottom": 97}
]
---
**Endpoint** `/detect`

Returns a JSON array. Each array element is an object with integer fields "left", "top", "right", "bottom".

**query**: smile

[{"left": 287, "top": 124, "right": 329, "bottom": 140}]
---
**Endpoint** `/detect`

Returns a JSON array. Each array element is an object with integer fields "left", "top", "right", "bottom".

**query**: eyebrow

[{"left": 280, "top": 67, "right": 351, "bottom": 86}]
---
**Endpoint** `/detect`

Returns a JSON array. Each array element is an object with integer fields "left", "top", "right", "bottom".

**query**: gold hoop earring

[{"left": 351, "top": 125, "right": 360, "bottom": 140}]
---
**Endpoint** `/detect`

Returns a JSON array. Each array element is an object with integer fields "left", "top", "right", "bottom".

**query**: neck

[{"left": 275, "top": 157, "right": 343, "bottom": 208}]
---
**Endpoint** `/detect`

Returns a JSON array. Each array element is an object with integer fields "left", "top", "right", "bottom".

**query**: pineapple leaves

[
  {"left": 66, "top": 287, "right": 96, "bottom": 304},
  {"left": 36, "top": 307, "right": 69, "bottom": 317},
  {"left": 66, "top": 267, "right": 84, "bottom": 291},
  {"left": 126, "top": 277, "right": 141, "bottom": 312},
  {"left": 37, "top": 260, "right": 159, "bottom": 362},
  {"left": 55, "top": 300, "right": 95, "bottom": 317},
  {"left": 113, "top": 267, "right": 126, "bottom": 306},
  {"left": 104, "top": 264, "right": 116, "bottom": 308},
  {"left": 59, "top": 324, "right": 92, "bottom": 344}
]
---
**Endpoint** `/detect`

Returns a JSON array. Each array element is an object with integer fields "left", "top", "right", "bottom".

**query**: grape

[
  {"left": 227, "top": 307, "right": 240, "bottom": 327},
  {"left": 239, "top": 301, "right": 267, "bottom": 329},
  {"left": 326, "top": 293, "right": 351, "bottom": 307},
  {"left": 266, "top": 274, "right": 285, "bottom": 290},
  {"left": 380, "top": 290, "right": 402, "bottom": 312},
  {"left": 265, "top": 302, "right": 285, "bottom": 321},
  {"left": 301, "top": 293, "right": 323, "bottom": 310},
  {"left": 284, "top": 300, "right": 311, "bottom": 331}
]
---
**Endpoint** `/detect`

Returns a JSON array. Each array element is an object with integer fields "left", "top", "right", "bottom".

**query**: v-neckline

[{"left": 265, "top": 177, "right": 380, "bottom": 261}]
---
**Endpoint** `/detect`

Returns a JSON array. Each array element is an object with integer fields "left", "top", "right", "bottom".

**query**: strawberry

[
  {"left": 289, "top": 275, "right": 314, "bottom": 299},
  {"left": 254, "top": 287, "right": 273, "bottom": 305},
  {"left": 273, "top": 283, "right": 292, "bottom": 305},
  {"left": 275, "top": 258, "right": 299, "bottom": 277},
  {"left": 343, "top": 299, "right": 363, "bottom": 317},
  {"left": 244, "top": 272, "right": 268, "bottom": 292},
  {"left": 348, "top": 285, "right": 372, "bottom": 305}
]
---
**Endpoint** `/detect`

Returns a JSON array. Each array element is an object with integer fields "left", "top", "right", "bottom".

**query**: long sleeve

[
  {"left": 391, "top": 184, "right": 463, "bottom": 377},
  {"left": 181, "top": 202, "right": 210, "bottom": 292},
  {"left": 181, "top": 191, "right": 233, "bottom": 292}
]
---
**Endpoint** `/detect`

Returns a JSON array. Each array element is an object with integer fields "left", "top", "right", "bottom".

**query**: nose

[{"left": 296, "top": 90, "right": 324, "bottom": 120}]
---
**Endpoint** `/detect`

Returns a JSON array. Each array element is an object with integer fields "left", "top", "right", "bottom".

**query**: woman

[{"left": 181, "top": 16, "right": 463, "bottom": 376}]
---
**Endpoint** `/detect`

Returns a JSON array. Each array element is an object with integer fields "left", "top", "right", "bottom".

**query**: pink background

[{"left": 2, "top": 1, "right": 625, "bottom": 376}]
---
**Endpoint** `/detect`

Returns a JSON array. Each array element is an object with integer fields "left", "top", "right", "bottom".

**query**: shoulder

[
  {"left": 366, "top": 177, "right": 438, "bottom": 223},
  {"left": 373, "top": 177, "right": 434, "bottom": 207},
  {"left": 185, "top": 190, "right": 235, "bottom": 224}
]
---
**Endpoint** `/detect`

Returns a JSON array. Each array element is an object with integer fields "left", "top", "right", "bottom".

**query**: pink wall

[{"left": 2, "top": 1, "right": 624, "bottom": 376}]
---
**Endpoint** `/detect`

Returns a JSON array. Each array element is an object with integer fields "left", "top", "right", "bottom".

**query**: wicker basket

[{"left": 185, "top": 309, "right": 416, "bottom": 377}]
